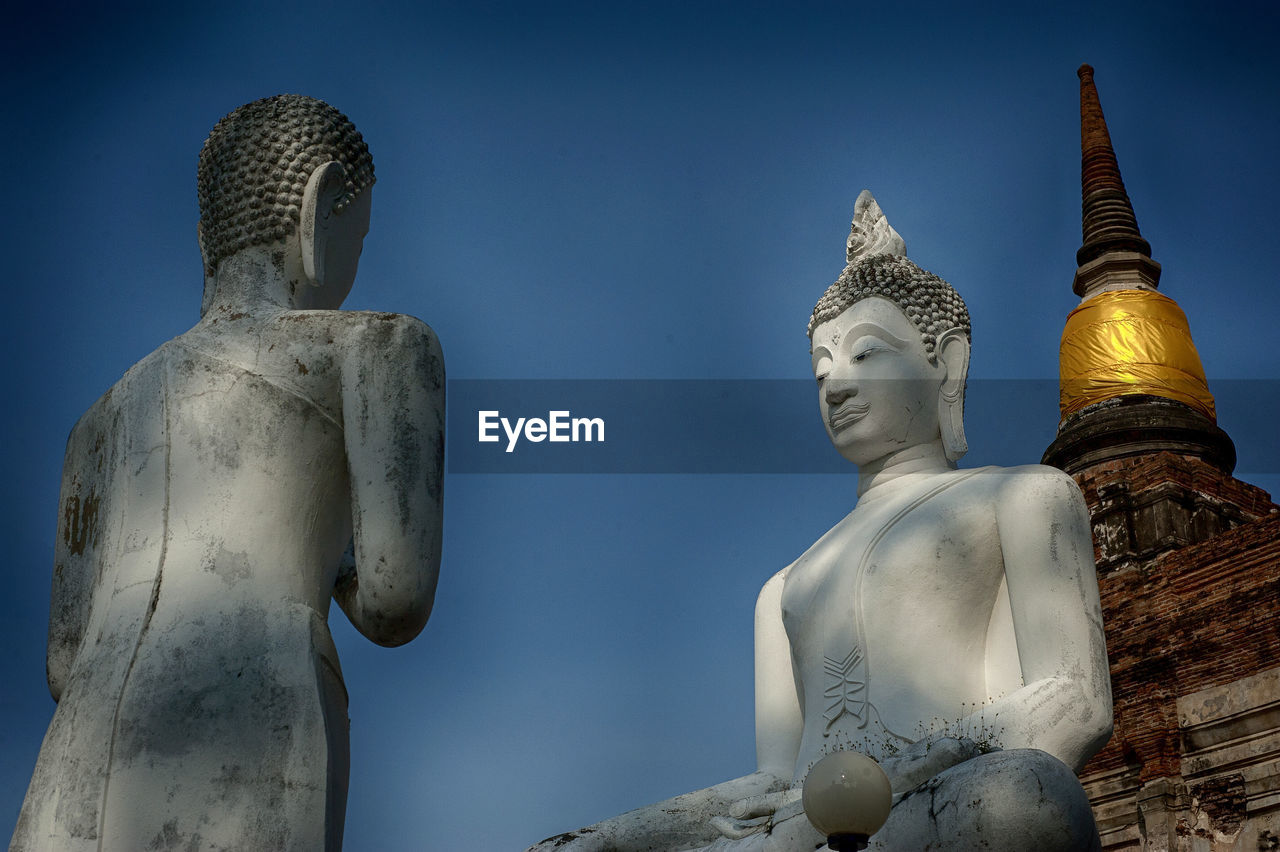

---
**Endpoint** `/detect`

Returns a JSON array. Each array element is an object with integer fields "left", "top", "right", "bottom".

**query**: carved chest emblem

[{"left": 823, "top": 646, "right": 867, "bottom": 733}]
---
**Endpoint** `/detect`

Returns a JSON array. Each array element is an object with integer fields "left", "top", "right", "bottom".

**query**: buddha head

[
  {"left": 808, "top": 192, "right": 971, "bottom": 466},
  {"left": 196, "top": 94, "right": 376, "bottom": 314}
]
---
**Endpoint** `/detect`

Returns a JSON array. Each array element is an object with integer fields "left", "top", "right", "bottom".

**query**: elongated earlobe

[
  {"left": 936, "top": 328, "right": 970, "bottom": 461},
  {"left": 300, "top": 161, "right": 347, "bottom": 287}
]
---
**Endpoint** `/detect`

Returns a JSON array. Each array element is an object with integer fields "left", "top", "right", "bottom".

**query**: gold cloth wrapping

[{"left": 1059, "top": 289, "right": 1215, "bottom": 420}]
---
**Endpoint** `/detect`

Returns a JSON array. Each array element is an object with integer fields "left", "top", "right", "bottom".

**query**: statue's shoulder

[
  {"left": 967, "top": 463, "right": 1086, "bottom": 516},
  {"left": 69, "top": 344, "right": 171, "bottom": 434},
  {"left": 276, "top": 309, "right": 443, "bottom": 373},
  {"left": 277, "top": 309, "right": 439, "bottom": 343},
  {"left": 992, "top": 462, "right": 1081, "bottom": 490},
  {"left": 760, "top": 563, "right": 790, "bottom": 594}
]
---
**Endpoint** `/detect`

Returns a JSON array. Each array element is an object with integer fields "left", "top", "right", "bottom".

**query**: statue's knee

[{"left": 964, "top": 750, "right": 1098, "bottom": 851}]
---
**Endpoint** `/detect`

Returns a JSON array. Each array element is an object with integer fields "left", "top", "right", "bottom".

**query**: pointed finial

[
  {"left": 1076, "top": 64, "right": 1151, "bottom": 267},
  {"left": 847, "top": 189, "right": 906, "bottom": 264}
]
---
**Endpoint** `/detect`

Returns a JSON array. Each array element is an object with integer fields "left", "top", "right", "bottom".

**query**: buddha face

[{"left": 810, "top": 296, "right": 946, "bottom": 467}]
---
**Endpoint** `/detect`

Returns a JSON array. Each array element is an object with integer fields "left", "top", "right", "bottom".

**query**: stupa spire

[
  {"left": 1076, "top": 64, "right": 1151, "bottom": 267},
  {"left": 1044, "top": 65, "right": 1234, "bottom": 476}
]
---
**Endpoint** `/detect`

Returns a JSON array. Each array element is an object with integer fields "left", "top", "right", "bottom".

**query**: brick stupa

[{"left": 1044, "top": 65, "right": 1280, "bottom": 850}]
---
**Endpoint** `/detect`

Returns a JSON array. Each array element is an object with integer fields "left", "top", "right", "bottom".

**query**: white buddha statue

[
  {"left": 530, "top": 191, "right": 1111, "bottom": 851},
  {"left": 12, "top": 95, "right": 445, "bottom": 851}
]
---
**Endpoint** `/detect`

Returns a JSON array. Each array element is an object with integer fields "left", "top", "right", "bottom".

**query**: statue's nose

[{"left": 825, "top": 379, "right": 857, "bottom": 407}]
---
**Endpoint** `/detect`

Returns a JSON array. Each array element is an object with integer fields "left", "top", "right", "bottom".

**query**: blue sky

[{"left": 3, "top": 2, "right": 1279, "bottom": 849}]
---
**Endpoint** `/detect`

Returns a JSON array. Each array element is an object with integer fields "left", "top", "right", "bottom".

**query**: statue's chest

[
  {"left": 779, "top": 474, "right": 1002, "bottom": 739},
  {"left": 784, "top": 498, "right": 998, "bottom": 638},
  {"left": 788, "top": 471, "right": 999, "bottom": 597},
  {"left": 780, "top": 521, "right": 876, "bottom": 636}
]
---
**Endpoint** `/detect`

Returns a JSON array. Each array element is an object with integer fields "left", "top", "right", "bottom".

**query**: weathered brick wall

[
  {"left": 1087, "top": 558, "right": 1183, "bottom": 782},
  {"left": 1074, "top": 453, "right": 1280, "bottom": 786},
  {"left": 1165, "top": 515, "right": 1280, "bottom": 693},
  {"left": 1073, "top": 454, "right": 1275, "bottom": 516},
  {"left": 1074, "top": 454, "right": 1275, "bottom": 570}
]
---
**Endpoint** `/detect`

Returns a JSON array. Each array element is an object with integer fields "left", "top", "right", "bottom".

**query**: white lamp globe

[{"left": 801, "top": 750, "right": 893, "bottom": 851}]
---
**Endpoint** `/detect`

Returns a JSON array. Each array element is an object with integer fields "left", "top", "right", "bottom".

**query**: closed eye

[{"left": 812, "top": 351, "right": 833, "bottom": 381}]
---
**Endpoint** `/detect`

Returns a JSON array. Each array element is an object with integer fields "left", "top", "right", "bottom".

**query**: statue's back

[
  {"left": 14, "top": 351, "right": 168, "bottom": 850},
  {"left": 16, "top": 93, "right": 445, "bottom": 852},
  {"left": 15, "top": 320, "right": 357, "bottom": 851}
]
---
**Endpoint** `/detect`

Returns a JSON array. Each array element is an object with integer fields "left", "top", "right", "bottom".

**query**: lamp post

[{"left": 801, "top": 750, "right": 892, "bottom": 851}]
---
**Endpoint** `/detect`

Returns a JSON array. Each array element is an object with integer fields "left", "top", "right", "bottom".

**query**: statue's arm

[
  {"left": 336, "top": 313, "right": 445, "bottom": 647},
  {"left": 754, "top": 566, "right": 802, "bottom": 778},
  {"left": 526, "top": 771, "right": 789, "bottom": 852},
  {"left": 992, "top": 466, "right": 1113, "bottom": 770},
  {"left": 47, "top": 430, "right": 95, "bottom": 701},
  {"left": 526, "top": 571, "right": 799, "bottom": 851}
]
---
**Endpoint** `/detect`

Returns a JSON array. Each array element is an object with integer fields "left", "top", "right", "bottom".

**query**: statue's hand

[
  {"left": 881, "top": 736, "right": 983, "bottom": 802},
  {"left": 711, "top": 786, "right": 817, "bottom": 841},
  {"left": 709, "top": 787, "right": 794, "bottom": 839},
  {"left": 730, "top": 786, "right": 803, "bottom": 821},
  {"left": 527, "top": 772, "right": 787, "bottom": 852},
  {"left": 712, "top": 788, "right": 826, "bottom": 849}
]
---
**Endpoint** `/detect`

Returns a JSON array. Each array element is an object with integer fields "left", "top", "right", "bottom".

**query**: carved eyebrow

[{"left": 843, "top": 323, "right": 912, "bottom": 349}]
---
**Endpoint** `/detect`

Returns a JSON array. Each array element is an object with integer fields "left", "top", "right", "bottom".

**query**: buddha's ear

[
  {"left": 300, "top": 161, "right": 347, "bottom": 287},
  {"left": 936, "top": 327, "right": 970, "bottom": 462}
]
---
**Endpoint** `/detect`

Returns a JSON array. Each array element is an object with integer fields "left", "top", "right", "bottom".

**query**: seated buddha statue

[{"left": 529, "top": 191, "right": 1111, "bottom": 851}]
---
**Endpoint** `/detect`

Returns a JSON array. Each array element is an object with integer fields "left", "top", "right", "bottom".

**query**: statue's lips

[{"left": 829, "top": 402, "right": 871, "bottom": 431}]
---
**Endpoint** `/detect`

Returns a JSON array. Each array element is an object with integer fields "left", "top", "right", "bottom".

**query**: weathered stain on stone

[
  {"left": 203, "top": 544, "right": 252, "bottom": 587},
  {"left": 146, "top": 819, "right": 190, "bottom": 851},
  {"left": 538, "top": 828, "right": 596, "bottom": 848},
  {"left": 64, "top": 486, "right": 100, "bottom": 556}
]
